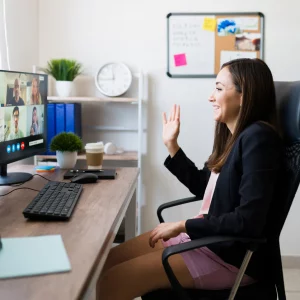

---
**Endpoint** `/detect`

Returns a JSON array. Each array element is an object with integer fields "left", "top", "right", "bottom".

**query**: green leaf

[
  {"left": 50, "top": 132, "right": 83, "bottom": 152},
  {"left": 42, "top": 59, "right": 83, "bottom": 81}
]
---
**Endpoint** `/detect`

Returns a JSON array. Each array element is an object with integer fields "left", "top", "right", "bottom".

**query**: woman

[
  {"left": 30, "top": 77, "right": 42, "bottom": 105},
  {"left": 97, "top": 59, "right": 283, "bottom": 299},
  {"left": 30, "top": 106, "right": 39, "bottom": 135}
]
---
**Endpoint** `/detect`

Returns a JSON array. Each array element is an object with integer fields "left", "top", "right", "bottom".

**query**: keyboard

[{"left": 23, "top": 181, "right": 83, "bottom": 220}]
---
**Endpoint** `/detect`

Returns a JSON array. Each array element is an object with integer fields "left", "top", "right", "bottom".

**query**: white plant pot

[
  {"left": 56, "top": 81, "right": 73, "bottom": 97},
  {"left": 56, "top": 151, "right": 77, "bottom": 169}
]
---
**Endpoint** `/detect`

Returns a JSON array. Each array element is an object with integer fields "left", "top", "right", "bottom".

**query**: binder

[
  {"left": 55, "top": 104, "right": 65, "bottom": 134},
  {"left": 46, "top": 103, "right": 56, "bottom": 154},
  {"left": 65, "top": 103, "right": 82, "bottom": 137}
]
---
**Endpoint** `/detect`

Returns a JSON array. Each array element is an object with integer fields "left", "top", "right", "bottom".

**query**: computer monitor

[{"left": 0, "top": 70, "right": 48, "bottom": 186}]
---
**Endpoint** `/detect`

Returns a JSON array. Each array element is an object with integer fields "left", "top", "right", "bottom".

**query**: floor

[
  {"left": 134, "top": 268, "right": 300, "bottom": 299},
  {"left": 283, "top": 268, "right": 300, "bottom": 299}
]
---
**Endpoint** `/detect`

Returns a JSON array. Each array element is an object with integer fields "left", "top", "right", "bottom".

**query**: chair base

[{"left": 141, "top": 281, "right": 277, "bottom": 300}]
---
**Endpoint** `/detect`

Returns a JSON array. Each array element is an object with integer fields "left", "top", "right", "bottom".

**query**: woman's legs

[
  {"left": 97, "top": 247, "right": 194, "bottom": 300},
  {"left": 101, "top": 230, "right": 163, "bottom": 273}
]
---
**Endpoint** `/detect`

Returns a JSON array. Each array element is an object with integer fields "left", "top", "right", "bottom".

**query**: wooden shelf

[
  {"left": 35, "top": 151, "right": 138, "bottom": 162},
  {"left": 85, "top": 125, "right": 138, "bottom": 131},
  {"left": 103, "top": 151, "right": 137, "bottom": 161},
  {"left": 47, "top": 96, "right": 137, "bottom": 103}
]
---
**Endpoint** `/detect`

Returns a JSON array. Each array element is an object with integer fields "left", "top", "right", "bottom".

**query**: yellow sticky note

[{"left": 202, "top": 17, "right": 216, "bottom": 32}]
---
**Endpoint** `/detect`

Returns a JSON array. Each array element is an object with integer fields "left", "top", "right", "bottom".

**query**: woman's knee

[
  {"left": 103, "top": 231, "right": 163, "bottom": 273},
  {"left": 97, "top": 249, "right": 194, "bottom": 299}
]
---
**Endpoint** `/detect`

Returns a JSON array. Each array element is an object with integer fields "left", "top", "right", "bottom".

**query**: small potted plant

[
  {"left": 50, "top": 132, "right": 83, "bottom": 169},
  {"left": 43, "top": 58, "right": 83, "bottom": 97}
]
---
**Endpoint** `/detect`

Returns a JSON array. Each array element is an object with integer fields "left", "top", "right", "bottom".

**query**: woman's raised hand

[{"left": 162, "top": 104, "right": 180, "bottom": 157}]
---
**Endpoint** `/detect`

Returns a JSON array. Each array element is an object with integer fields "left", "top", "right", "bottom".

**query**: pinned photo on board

[
  {"left": 217, "top": 18, "right": 242, "bottom": 36},
  {"left": 235, "top": 33, "right": 261, "bottom": 51},
  {"left": 217, "top": 17, "right": 259, "bottom": 36}
]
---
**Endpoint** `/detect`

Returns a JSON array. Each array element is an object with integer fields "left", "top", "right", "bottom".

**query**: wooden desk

[{"left": 0, "top": 165, "right": 139, "bottom": 300}]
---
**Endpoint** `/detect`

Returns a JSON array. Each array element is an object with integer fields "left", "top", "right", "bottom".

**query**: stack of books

[{"left": 35, "top": 166, "right": 56, "bottom": 172}]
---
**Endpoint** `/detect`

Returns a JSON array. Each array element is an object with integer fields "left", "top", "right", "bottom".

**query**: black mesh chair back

[
  {"left": 265, "top": 81, "right": 300, "bottom": 300},
  {"left": 273, "top": 81, "right": 300, "bottom": 235}
]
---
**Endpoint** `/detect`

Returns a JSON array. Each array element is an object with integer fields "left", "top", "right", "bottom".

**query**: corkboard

[
  {"left": 214, "top": 14, "right": 263, "bottom": 74},
  {"left": 167, "top": 12, "right": 264, "bottom": 78}
]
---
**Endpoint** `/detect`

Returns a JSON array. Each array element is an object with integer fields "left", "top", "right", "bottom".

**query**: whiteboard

[{"left": 168, "top": 15, "right": 215, "bottom": 77}]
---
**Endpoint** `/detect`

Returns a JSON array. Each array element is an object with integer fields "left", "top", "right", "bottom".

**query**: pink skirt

[{"left": 162, "top": 232, "right": 256, "bottom": 289}]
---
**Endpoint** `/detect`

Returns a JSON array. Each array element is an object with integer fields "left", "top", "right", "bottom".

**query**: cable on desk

[
  {"left": 33, "top": 174, "right": 54, "bottom": 182},
  {"left": 0, "top": 174, "right": 55, "bottom": 196},
  {"left": 10, "top": 182, "right": 25, "bottom": 187},
  {"left": 0, "top": 187, "right": 40, "bottom": 197},
  {"left": 8, "top": 174, "right": 54, "bottom": 188}
]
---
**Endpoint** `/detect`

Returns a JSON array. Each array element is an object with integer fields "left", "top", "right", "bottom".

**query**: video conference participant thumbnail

[
  {"left": 4, "top": 106, "right": 27, "bottom": 141},
  {"left": 0, "top": 73, "right": 6, "bottom": 107},
  {"left": 6, "top": 78, "right": 25, "bottom": 106},
  {"left": 0, "top": 108, "right": 4, "bottom": 141},
  {"left": 30, "top": 77, "right": 43, "bottom": 105},
  {"left": 27, "top": 105, "right": 44, "bottom": 136}
]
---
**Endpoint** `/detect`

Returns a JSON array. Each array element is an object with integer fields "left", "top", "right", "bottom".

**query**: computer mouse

[{"left": 70, "top": 173, "right": 98, "bottom": 184}]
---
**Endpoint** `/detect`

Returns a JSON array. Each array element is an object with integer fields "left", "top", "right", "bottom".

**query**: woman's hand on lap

[{"left": 149, "top": 220, "right": 186, "bottom": 248}]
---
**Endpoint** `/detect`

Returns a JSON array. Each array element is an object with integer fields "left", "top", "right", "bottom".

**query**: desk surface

[{"left": 0, "top": 165, "right": 139, "bottom": 300}]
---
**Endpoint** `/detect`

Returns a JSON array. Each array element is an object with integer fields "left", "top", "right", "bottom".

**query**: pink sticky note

[{"left": 174, "top": 53, "right": 187, "bottom": 67}]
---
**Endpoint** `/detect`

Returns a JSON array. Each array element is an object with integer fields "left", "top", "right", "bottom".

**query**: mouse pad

[{"left": 64, "top": 169, "right": 116, "bottom": 180}]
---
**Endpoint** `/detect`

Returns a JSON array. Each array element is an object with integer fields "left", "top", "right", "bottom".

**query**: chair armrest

[
  {"left": 162, "top": 235, "right": 266, "bottom": 300},
  {"left": 157, "top": 196, "right": 202, "bottom": 223}
]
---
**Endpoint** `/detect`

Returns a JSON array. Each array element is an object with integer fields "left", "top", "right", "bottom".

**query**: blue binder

[
  {"left": 55, "top": 104, "right": 65, "bottom": 134},
  {"left": 65, "top": 103, "right": 82, "bottom": 137},
  {"left": 46, "top": 103, "right": 56, "bottom": 154}
]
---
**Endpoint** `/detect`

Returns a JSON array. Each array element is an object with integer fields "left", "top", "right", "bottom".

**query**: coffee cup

[{"left": 85, "top": 142, "right": 104, "bottom": 169}]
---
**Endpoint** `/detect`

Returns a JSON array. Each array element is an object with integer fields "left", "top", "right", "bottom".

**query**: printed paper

[
  {"left": 240, "top": 17, "right": 259, "bottom": 30},
  {"left": 220, "top": 51, "right": 257, "bottom": 67}
]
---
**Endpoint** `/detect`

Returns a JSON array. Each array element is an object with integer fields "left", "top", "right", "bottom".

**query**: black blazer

[{"left": 164, "top": 122, "right": 283, "bottom": 281}]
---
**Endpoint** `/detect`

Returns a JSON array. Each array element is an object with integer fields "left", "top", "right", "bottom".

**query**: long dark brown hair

[{"left": 207, "top": 58, "right": 277, "bottom": 173}]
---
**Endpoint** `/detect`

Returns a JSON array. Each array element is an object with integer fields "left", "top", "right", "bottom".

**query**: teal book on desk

[{"left": 0, "top": 235, "right": 71, "bottom": 279}]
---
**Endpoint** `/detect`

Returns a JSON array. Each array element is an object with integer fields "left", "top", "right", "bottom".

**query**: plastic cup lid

[{"left": 85, "top": 142, "right": 104, "bottom": 151}]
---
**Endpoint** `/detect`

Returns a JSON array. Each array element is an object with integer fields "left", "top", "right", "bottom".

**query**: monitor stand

[{"left": 0, "top": 165, "right": 33, "bottom": 186}]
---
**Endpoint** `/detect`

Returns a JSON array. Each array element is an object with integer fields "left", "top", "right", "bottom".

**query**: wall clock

[{"left": 95, "top": 62, "right": 132, "bottom": 97}]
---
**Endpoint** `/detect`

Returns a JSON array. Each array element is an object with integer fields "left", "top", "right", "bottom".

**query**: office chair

[{"left": 142, "top": 81, "right": 300, "bottom": 300}]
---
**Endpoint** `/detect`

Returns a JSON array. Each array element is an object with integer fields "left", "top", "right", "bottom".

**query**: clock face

[{"left": 95, "top": 62, "right": 132, "bottom": 97}]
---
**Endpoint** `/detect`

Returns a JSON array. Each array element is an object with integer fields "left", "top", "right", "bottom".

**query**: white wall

[
  {"left": 5, "top": 0, "right": 39, "bottom": 72},
  {"left": 1, "top": 0, "right": 38, "bottom": 165},
  {"left": 38, "top": 0, "right": 300, "bottom": 255}
]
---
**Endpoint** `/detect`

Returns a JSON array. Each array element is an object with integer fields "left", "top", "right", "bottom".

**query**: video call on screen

[{"left": 0, "top": 71, "right": 47, "bottom": 143}]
